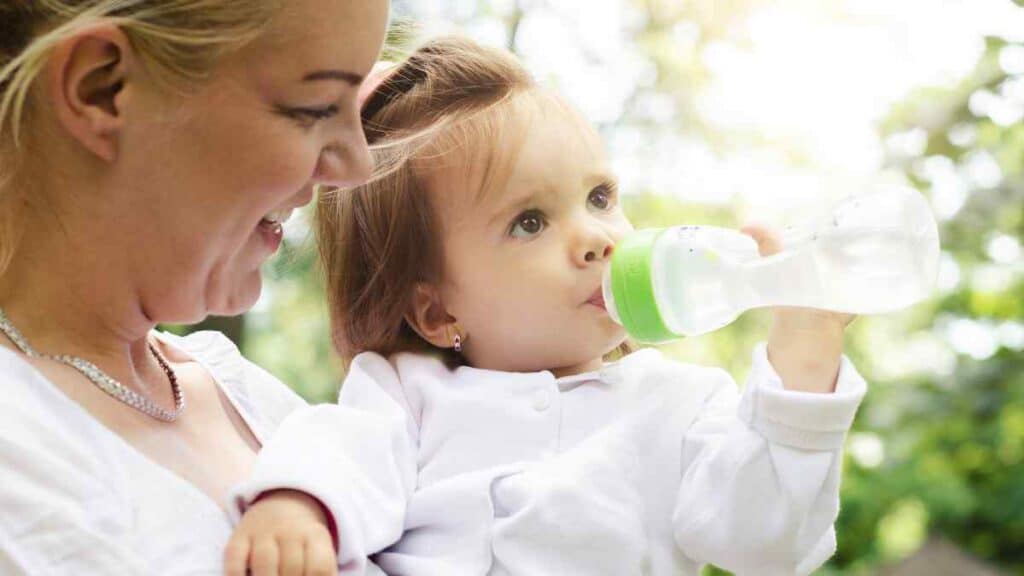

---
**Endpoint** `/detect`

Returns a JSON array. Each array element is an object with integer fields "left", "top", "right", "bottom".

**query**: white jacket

[{"left": 232, "top": 343, "right": 866, "bottom": 575}]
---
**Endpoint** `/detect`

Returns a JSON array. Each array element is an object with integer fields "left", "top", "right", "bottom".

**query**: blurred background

[{"left": 174, "top": 0, "right": 1023, "bottom": 573}]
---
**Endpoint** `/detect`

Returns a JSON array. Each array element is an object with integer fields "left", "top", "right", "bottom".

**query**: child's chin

[
  {"left": 599, "top": 332, "right": 630, "bottom": 357},
  {"left": 605, "top": 322, "right": 629, "bottom": 344}
]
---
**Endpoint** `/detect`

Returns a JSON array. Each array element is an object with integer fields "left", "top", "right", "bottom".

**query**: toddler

[{"left": 226, "top": 37, "right": 866, "bottom": 576}]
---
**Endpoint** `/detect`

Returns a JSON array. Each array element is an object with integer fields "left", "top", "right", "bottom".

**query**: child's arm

[
  {"left": 224, "top": 353, "right": 420, "bottom": 576},
  {"left": 742, "top": 223, "right": 856, "bottom": 394},
  {"left": 672, "top": 352, "right": 865, "bottom": 575},
  {"left": 673, "top": 224, "right": 864, "bottom": 575}
]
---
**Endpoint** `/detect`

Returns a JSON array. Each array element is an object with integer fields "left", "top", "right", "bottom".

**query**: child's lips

[{"left": 586, "top": 288, "right": 606, "bottom": 310}]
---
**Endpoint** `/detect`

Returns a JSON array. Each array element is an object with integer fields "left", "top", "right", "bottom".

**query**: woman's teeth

[{"left": 261, "top": 209, "right": 293, "bottom": 225}]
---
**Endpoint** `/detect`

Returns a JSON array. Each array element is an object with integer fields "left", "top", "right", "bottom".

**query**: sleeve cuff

[
  {"left": 229, "top": 473, "right": 367, "bottom": 570},
  {"left": 738, "top": 342, "right": 867, "bottom": 450}
]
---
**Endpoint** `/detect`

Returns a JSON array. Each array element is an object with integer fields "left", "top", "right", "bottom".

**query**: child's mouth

[{"left": 586, "top": 288, "right": 606, "bottom": 310}]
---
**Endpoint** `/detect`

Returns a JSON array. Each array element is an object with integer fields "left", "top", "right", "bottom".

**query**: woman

[{"left": 0, "top": 0, "right": 388, "bottom": 573}]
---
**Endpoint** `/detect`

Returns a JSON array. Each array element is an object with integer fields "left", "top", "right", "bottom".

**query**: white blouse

[
  {"left": 233, "top": 343, "right": 868, "bottom": 576},
  {"left": 0, "top": 330, "right": 306, "bottom": 575}
]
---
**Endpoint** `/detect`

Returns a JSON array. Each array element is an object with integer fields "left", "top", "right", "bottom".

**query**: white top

[
  {"left": 233, "top": 343, "right": 867, "bottom": 576},
  {"left": 0, "top": 331, "right": 306, "bottom": 575}
]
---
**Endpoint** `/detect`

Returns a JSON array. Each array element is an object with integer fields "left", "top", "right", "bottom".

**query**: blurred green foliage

[{"left": 828, "top": 33, "right": 1024, "bottom": 575}]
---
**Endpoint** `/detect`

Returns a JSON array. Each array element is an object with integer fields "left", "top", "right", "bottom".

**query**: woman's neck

[{"left": 0, "top": 210, "right": 157, "bottom": 382}]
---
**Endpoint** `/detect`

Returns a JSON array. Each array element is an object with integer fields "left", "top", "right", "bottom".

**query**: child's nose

[
  {"left": 575, "top": 229, "right": 615, "bottom": 267},
  {"left": 583, "top": 243, "right": 613, "bottom": 263}
]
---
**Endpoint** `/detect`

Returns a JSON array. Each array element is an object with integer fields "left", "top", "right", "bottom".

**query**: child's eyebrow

[
  {"left": 584, "top": 170, "right": 619, "bottom": 188},
  {"left": 487, "top": 189, "right": 546, "bottom": 227}
]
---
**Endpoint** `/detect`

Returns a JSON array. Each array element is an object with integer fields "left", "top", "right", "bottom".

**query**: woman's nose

[{"left": 314, "top": 114, "right": 374, "bottom": 189}]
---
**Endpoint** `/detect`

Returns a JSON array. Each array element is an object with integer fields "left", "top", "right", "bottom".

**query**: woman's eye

[
  {"left": 276, "top": 104, "right": 340, "bottom": 127},
  {"left": 588, "top": 183, "right": 616, "bottom": 211},
  {"left": 509, "top": 210, "right": 546, "bottom": 238}
]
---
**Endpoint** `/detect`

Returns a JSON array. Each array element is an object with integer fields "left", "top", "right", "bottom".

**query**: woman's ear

[
  {"left": 46, "top": 24, "right": 136, "bottom": 162},
  {"left": 405, "top": 282, "right": 460, "bottom": 350}
]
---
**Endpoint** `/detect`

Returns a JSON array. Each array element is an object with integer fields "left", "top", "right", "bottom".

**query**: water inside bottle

[
  {"left": 813, "top": 225, "right": 938, "bottom": 313},
  {"left": 649, "top": 210, "right": 938, "bottom": 335},
  {"left": 651, "top": 228, "right": 752, "bottom": 336},
  {"left": 613, "top": 188, "right": 939, "bottom": 338}
]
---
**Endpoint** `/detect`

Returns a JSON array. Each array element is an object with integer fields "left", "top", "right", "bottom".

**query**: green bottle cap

[{"left": 609, "top": 228, "right": 677, "bottom": 343}]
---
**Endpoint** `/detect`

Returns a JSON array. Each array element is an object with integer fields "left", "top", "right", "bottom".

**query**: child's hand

[
  {"left": 224, "top": 489, "right": 336, "bottom": 576},
  {"left": 741, "top": 224, "right": 856, "bottom": 394}
]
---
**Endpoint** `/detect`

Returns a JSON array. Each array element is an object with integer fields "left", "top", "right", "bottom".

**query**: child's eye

[
  {"left": 588, "top": 182, "right": 617, "bottom": 211},
  {"left": 509, "top": 210, "right": 547, "bottom": 238}
]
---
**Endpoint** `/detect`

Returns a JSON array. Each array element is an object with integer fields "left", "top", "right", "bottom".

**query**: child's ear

[{"left": 405, "top": 283, "right": 459, "bottom": 349}]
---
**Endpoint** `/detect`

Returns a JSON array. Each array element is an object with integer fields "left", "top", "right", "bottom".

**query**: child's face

[{"left": 434, "top": 97, "right": 633, "bottom": 376}]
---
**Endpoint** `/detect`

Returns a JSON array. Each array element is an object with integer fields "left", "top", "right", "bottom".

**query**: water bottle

[{"left": 602, "top": 188, "right": 941, "bottom": 342}]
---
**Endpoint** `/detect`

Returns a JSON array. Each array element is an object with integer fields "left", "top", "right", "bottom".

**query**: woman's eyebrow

[{"left": 303, "top": 69, "right": 364, "bottom": 86}]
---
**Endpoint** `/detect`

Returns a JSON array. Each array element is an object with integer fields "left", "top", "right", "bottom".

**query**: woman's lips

[{"left": 257, "top": 219, "right": 284, "bottom": 252}]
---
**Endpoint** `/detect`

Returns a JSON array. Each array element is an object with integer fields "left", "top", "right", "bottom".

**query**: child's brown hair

[{"left": 316, "top": 37, "right": 537, "bottom": 365}]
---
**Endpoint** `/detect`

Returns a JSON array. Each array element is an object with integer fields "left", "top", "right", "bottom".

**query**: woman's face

[{"left": 111, "top": 0, "right": 388, "bottom": 323}]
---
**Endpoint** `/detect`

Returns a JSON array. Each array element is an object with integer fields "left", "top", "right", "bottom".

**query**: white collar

[{"left": 442, "top": 348, "right": 661, "bottom": 392}]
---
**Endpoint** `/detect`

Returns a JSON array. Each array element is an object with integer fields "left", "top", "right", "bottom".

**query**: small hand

[
  {"left": 740, "top": 224, "right": 856, "bottom": 393},
  {"left": 224, "top": 489, "right": 336, "bottom": 576}
]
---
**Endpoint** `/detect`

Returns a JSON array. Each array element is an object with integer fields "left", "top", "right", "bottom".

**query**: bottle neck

[{"left": 739, "top": 243, "right": 826, "bottom": 310}]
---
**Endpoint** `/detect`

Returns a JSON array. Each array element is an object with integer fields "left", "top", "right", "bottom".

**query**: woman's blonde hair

[
  {"left": 0, "top": 0, "right": 282, "bottom": 275},
  {"left": 317, "top": 36, "right": 633, "bottom": 367}
]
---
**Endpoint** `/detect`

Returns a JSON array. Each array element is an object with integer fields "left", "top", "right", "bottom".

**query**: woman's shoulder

[
  {"left": 0, "top": 344, "right": 85, "bottom": 421},
  {"left": 0, "top": 346, "right": 134, "bottom": 511},
  {"left": 0, "top": 343, "right": 41, "bottom": 386}
]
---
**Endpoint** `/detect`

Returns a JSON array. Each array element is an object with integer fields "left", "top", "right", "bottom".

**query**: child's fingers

[
  {"left": 740, "top": 223, "right": 784, "bottom": 257},
  {"left": 223, "top": 534, "right": 251, "bottom": 576},
  {"left": 277, "top": 536, "right": 305, "bottom": 576},
  {"left": 304, "top": 537, "right": 337, "bottom": 576},
  {"left": 250, "top": 536, "right": 280, "bottom": 576}
]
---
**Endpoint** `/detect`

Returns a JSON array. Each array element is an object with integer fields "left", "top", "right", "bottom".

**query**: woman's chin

[{"left": 206, "top": 275, "right": 264, "bottom": 318}]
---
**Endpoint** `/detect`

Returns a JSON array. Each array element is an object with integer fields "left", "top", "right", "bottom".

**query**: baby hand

[
  {"left": 224, "top": 489, "right": 336, "bottom": 576},
  {"left": 741, "top": 224, "right": 856, "bottom": 394}
]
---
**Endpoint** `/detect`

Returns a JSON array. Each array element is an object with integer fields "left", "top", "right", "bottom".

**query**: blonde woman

[{"left": 0, "top": 1, "right": 388, "bottom": 574}]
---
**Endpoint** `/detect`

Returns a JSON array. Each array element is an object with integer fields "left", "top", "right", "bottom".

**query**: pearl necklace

[{"left": 0, "top": 308, "right": 185, "bottom": 422}]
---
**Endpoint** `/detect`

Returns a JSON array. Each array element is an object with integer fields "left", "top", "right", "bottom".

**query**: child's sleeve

[
  {"left": 229, "top": 352, "right": 419, "bottom": 574},
  {"left": 672, "top": 342, "right": 867, "bottom": 576}
]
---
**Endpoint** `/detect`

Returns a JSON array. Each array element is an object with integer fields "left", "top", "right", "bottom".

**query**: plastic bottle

[{"left": 602, "top": 188, "right": 941, "bottom": 342}]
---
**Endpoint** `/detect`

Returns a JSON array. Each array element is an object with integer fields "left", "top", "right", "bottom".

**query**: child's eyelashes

[
  {"left": 588, "top": 181, "right": 618, "bottom": 212},
  {"left": 274, "top": 104, "right": 341, "bottom": 128},
  {"left": 509, "top": 209, "right": 547, "bottom": 239},
  {"left": 507, "top": 183, "right": 618, "bottom": 239}
]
